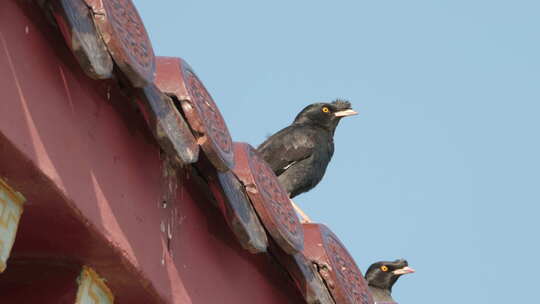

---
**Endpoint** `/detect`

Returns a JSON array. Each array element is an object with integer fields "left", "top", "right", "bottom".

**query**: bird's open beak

[
  {"left": 392, "top": 266, "right": 415, "bottom": 275},
  {"left": 334, "top": 109, "right": 358, "bottom": 117}
]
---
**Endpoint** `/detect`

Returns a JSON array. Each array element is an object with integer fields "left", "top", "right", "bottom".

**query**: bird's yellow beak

[
  {"left": 392, "top": 266, "right": 415, "bottom": 275},
  {"left": 334, "top": 109, "right": 358, "bottom": 117}
]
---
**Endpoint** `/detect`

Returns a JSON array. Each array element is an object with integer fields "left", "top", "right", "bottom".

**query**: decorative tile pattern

[
  {"left": 76, "top": 266, "right": 114, "bottom": 304},
  {"left": 0, "top": 179, "right": 25, "bottom": 273},
  {"left": 94, "top": 0, "right": 155, "bottom": 86},
  {"left": 181, "top": 63, "right": 234, "bottom": 171},
  {"left": 233, "top": 143, "right": 303, "bottom": 254}
]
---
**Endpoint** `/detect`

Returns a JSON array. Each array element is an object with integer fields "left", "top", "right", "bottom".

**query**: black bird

[
  {"left": 257, "top": 100, "right": 357, "bottom": 220},
  {"left": 365, "top": 259, "right": 415, "bottom": 303}
]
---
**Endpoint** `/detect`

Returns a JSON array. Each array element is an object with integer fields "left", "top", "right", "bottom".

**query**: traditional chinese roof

[{"left": 0, "top": 0, "right": 382, "bottom": 303}]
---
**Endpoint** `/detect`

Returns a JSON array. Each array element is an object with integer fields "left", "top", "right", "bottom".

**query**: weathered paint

[
  {"left": 270, "top": 239, "right": 335, "bottom": 304},
  {"left": 51, "top": 0, "right": 114, "bottom": 79},
  {"left": 208, "top": 169, "right": 268, "bottom": 253},
  {"left": 303, "top": 224, "right": 374, "bottom": 304},
  {"left": 155, "top": 57, "right": 235, "bottom": 171},
  {"left": 136, "top": 84, "right": 199, "bottom": 166}
]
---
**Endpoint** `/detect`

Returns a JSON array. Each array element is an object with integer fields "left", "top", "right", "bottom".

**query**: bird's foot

[{"left": 290, "top": 199, "right": 312, "bottom": 223}]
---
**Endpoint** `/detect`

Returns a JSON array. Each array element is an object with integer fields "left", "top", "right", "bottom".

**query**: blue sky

[{"left": 133, "top": 1, "right": 539, "bottom": 303}]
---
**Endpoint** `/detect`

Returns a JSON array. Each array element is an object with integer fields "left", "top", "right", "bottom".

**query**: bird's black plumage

[
  {"left": 257, "top": 99, "right": 357, "bottom": 198},
  {"left": 365, "top": 259, "right": 415, "bottom": 303}
]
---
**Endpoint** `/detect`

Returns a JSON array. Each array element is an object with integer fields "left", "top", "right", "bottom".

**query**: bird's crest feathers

[{"left": 331, "top": 99, "right": 352, "bottom": 110}]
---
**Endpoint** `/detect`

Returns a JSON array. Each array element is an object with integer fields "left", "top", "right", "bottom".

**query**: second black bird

[
  {"left": 257, "top": 99, "right": 357, "bottom": 198},
  {"left": 365, "top": 259, "right": 415, "bottom": 303}
]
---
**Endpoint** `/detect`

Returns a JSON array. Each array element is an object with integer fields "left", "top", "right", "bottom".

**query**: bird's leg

[{"left": 290, "top": 199, "right": 312, "bottom": 223}]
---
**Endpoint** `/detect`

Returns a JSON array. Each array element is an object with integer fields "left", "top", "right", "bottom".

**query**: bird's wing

[{"left": 257, "top": 125, "right": 317, "bottom": 176}]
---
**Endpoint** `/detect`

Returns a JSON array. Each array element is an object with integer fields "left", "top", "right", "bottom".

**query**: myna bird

[
  {"left": 257, "top": 99, "right": 357, "bottom": 221},
  {"left": 365, "top": 259, "right": 415, "bottom": 303}
]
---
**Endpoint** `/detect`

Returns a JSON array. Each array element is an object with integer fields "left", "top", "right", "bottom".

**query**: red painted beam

[
  {"left": 0, "top": 1, "right": 304, "bottom": 303},
  {"left": 0, "top": 261, "right": 80, "bottom": 303}
]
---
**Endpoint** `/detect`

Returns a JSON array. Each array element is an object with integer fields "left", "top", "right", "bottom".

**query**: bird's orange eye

[
  {"left": 322, "top": 107, "right": 330, "bottom": 113},
  {"left": 381, "top": 265, "right": 389, "bottom": 272}
]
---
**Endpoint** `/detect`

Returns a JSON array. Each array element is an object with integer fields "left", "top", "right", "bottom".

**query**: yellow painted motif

[
  {"left": 0, "top": 178, "right": 25, "bottom": 273},
  {"left": 76, "top": 266, "right": 114, "bottom": 304}
]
